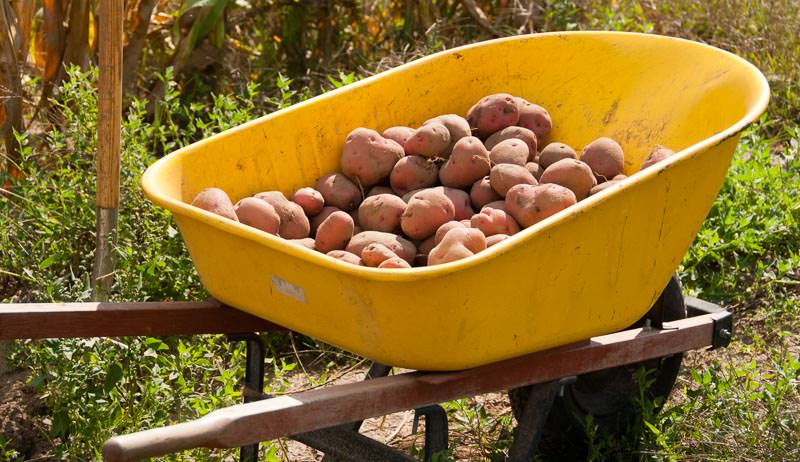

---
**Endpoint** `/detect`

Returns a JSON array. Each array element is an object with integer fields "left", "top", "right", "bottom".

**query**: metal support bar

[
  {"left": 684, "top": 296, "right": 733, "bottom": 349},
  {"left": 413, "top": 405, "right": 448, "bottom": 461},
  {"left": 709, "top": 310, "right": 733, "bottom": 349},
  {"left": 228, "top": 334, "right": 266, "bottom": 461},
  {"left": 293, "top": 427, "right": 418, "bottom": 462},
  {"left": 507, "top": 381, "right": 561, "bottom": 462}
]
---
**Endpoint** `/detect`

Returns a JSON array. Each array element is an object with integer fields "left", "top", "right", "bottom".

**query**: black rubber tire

[{"left": 508, "top": 274, "right": 687, "bottom": 461}]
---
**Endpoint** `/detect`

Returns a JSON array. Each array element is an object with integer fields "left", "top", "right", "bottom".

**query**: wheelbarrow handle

[{"left": 102, "top": 418, "right": 222, "bottom": 462}]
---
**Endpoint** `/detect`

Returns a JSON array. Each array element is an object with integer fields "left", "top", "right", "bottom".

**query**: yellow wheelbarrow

[
  {"left": 142, "top": 31, "right": 768, "bottom": 372},
  {"left": 0, "top": 32, "right": 768, "bottom": 461}
]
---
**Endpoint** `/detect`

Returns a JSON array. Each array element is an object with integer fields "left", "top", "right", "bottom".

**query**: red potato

[
  {"left": 254, "top": 191, "right": 310, "bottom": 239},
  {"left": 291, "top": 187, "right": 324, "bottom": 216},
  {"left": 424, "top": 114, "right": 471, "bottom": 153},
  {"left": 514, "top": 97, "right": 552, "bottom": 141},
  {"left": 346, "top": 231, "right": 417, "bottom": 263},
  {"left": 525, "top": 162, "right": 543, "bottom": 180},
  {"left": 467, "top": 93, "right": 519, "bottom": 138},
  {"left": 440, "top": 187, "right": 474, "bottom": 221},
  {"left": 358, "top": 194, "right": 406, "bottom": 233},
  {"left": 539, "top": 158, "right": 597, "bottom": 200},
  {"left": 327, "top": 250, "right": 363, "bottom": 266},
  {"left": 589, "top": 180, "right": 621, "bottom": 196},
  {"left": 341, "top": 127, "right": 404, "bottom": 187},
  {"left": 404, "top": 123, "right": 451, "bottom": 158},
  {"left": 191, "top": 188, "right": 238, "bottom": 221},
  {"left": 278, "top": 202, "right": 311, "bottom": 238},
  {"left": 379, "top": 257, "right": 412, "bottom": 269},
  {"left": 418, "top": 235, "right": 437, "bottom": 256},
  {"left": 390, "top": 155, "right": 438, "bottom": 196},
  {"left": 367, "top": 186, "right": 395, "bottom": 197},
  {"left": 439, "top": 136, "right": 491, "bottom": 189},
  {"left": 435, "top": 220, "right": 467, "bottom": 245},
  {"left": 470, "top": 177, "right": 501, "bottom": 210},
  {"left": 489, "top": 138, "right": 529, "bottom": 166},
  {"left": 401, "top": 188, "right": 456, "bottom": 239},
  {"left": 484, "top": 126, "right": 538, "bottom": 156},
  {"left": 382, "top": 126, "right": 415, "bottom": 147},
  {"left": 641, "top": 145, "right": 675, "bottom": 170},
  {"left": 460, "top": 219, "right": 472, "bottom": 226},
  {"left": 402, "top": 188, "right": 423, "bottom": 203},
  {"left": 489, "top": 163, "right": 537, "bottom": 197},
  {"left": 538, "top": 142, "right": 578, "bottom": 170},
  {"left": 253, "top": 190, "right": 287, "bottom": 203},
  {"left": 314, "top": 211, "right": 355, "bottom": 253},
  {"left": 581, "top": 137, "right": 624, "bottom": 181},
  {"left": 348, "top": 208, "right": 360, "bottom": 227},
  {"left": 470, "top": 207, "right": 520, "bottom": 236},
  {"left": 613, "top": 174, "right": 628, "bottom": 181},
  {"left": 428, "top": 228, "right": 487, "bottom": 266},
  {"left": 310, "top": 206, "right": 341, "bottom": 235},
  {"left": 505, "top": 183, "right": 577, "bottom": 228},
  {"left": 482, "top": 200, "right": 507, "bottom": 212},
  {"left": 234, "top": 197, "right": 280, "bottom": 235},
  {"left": 414, "top": 235, "right": 438, "bottom": 267},
  {"left": 361, "top": 242, "right": 400, "bottom": 267},
  {"left": 405, "top": 187, "right": 469, "bottom": 215},
  {"left": 316, "top": 173, "right": 362, "bottom": 211},
  {"left": 486, "top": 234, "right": 510, "bottom": 247},
  {"left": 288, "top": 238, "right": 315, "bottom": 250}
]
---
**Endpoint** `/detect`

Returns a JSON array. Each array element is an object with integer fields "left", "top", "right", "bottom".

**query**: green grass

[
  {"left": 0, "top": 67, "right": 320, "bottom": 460},
  {"left": 682, "top": 122, "right": 800, "bottom": 303},
  {"left": 642, "top": 128, "right": 800, "bottom": 460}
]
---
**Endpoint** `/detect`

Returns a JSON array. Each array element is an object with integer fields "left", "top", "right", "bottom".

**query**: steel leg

[
  {"left": 413, "top": 405, "right": 449, "bottom": 461},
  {"left": 225, "top": 354, "right": 443, "bottom": 462},
  {"left": 228, "top": 334, "right": 266, "bottom": 462}
]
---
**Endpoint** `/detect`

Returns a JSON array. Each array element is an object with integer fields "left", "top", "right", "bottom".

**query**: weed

[{"left": 0, "top": 436, "right": 21, "bottom": 462}]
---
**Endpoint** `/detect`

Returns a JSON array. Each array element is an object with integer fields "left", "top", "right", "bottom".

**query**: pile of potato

[{"left": 191, "top": 93, "right": 674, "bottom": 268}]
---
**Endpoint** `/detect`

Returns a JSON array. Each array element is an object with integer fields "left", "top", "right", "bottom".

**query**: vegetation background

[{"left": 0, "top": 0, "right": 798, "bottom": 460}]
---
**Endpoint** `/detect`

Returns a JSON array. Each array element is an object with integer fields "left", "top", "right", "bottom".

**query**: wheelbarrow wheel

[{"left": 508, "top": 274, "right": 686, "bottom": 460}]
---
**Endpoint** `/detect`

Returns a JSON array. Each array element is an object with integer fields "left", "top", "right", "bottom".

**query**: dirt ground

[{"left": 0, "top": 370, "right": 51, "bottom": 459}]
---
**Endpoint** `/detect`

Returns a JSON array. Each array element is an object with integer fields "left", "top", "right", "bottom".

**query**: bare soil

[{"left": 0, "top": 370, "right": 52, "bottom": 459}]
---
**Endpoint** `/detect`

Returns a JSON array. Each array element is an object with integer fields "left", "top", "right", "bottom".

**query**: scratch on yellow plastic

[{"left": 142, "top": 32, "right": 769, "bottom": 370}]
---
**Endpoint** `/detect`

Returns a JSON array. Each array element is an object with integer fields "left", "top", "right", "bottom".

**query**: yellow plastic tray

[{"left": 142, "top": 32, "right": 768, "bottom": 370}]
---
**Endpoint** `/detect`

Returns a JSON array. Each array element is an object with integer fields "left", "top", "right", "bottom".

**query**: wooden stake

[{"left": 92, "top": 0, "right": 123, "bottom": 301}]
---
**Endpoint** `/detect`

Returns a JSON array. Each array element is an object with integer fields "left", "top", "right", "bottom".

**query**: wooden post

[{"left": 92, "top": 0, "right": 123, "bottom": 301}]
